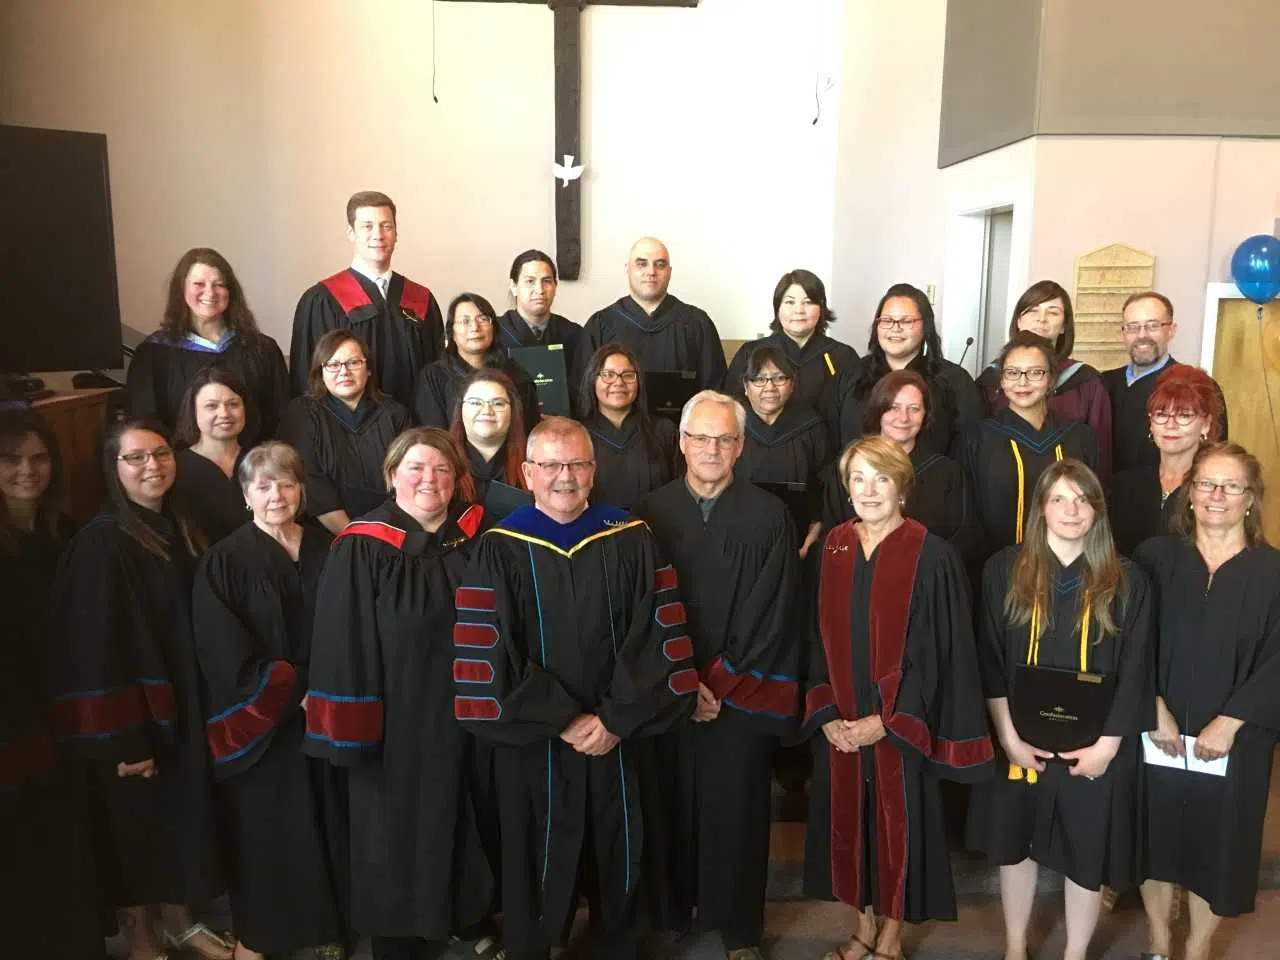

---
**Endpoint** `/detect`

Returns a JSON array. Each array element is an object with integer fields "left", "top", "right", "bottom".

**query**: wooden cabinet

[{"left": 32, "top": 388, "right": 120, "bottom": 521}]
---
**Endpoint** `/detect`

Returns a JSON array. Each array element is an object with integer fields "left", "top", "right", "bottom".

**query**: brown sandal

[{"left": 822, "top": 935, "right": 873, "bottom": 960}]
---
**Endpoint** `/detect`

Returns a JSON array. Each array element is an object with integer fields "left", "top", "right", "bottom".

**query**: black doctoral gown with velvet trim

[
  {"left": 1133, "top": 535, "right": 1280, "bottom": 916},
  {"left": 290, "top": 268, "right": 445, "bottom": 409},
  {"left": 192, "top": 522, "right": 344, "bottom": 954},
  {"left": 47, "top": 507, "right": 223, "bottom": 907},
  {"left": 577, "top": 295, "right": 727, "bottom": 391},
  {"left": 966, "top": 548, "right": 1154, "bottom": 891},
  {"left": 280, "top": 393, "right": 410, "bottom": 522},
  {"left": 802, "top": 520, "right": 994, "bottom": 922},
  {"left": 304, "top": 499, "right": 493, "bottom": 940},
  {"left": 581, "top": 410, "right": 678, "bottom": 511},
  {"left": 452, "top": 503, "right": 697, "bottom": 953},
  {"left": 2, "top": 526, "right": 105, "bottom": 959}
]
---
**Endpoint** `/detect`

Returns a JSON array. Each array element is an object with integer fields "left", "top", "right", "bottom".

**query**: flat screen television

[{"left": 0, "top": 124, "right": 123, "bottom": 375}]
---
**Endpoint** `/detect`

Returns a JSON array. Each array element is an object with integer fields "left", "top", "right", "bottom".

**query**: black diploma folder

[
  {"left": 508, "top": 344, "right": 571, "bottom": 416},
  {"left": 754, "top": 480, "right": 811, "bottom": 533},
  {"left": 483, "top": 481, "right": 534, "bottom": 521},
  {"left": 1010, "top": 664, "right": 1113, "bottom": 755},
  {"left": 645, "top": 370, "right": 699, "bottom": 423}
]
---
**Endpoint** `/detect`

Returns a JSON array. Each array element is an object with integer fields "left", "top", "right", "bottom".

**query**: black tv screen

[{"left": 0, "top": 124, "right": 123, "bottom": 374}]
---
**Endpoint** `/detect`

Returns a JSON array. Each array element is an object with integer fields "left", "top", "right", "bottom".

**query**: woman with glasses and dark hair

[
  {"left": 127, "top": 247, "right": 289, "bottom": 446},
  {"left": 0, "top": 410, "right": 106, "bottom": 959},
  {"left": 1133, "top": 442, "right": 1280, "bottom": 960},
  {"left": 960, "top": 332, "right": 1098, "bottom": 563},
  {"left": 173, "top": 366, "right": 251, "bottom": 543},
  {"left": 449, "top": 368, "right": 530, "bottom": 509},
  {"left": 306, "top": 427, "right": 495, "bottom": 960},
  {"left": 48, "top": 418, "right": 232, "bottom": 960},
  {"left": 726, "top": 269, "right": 858, "bottom": 446},
  {"left": 736, "top": 343, "right": 829, "bottom": 557},
  {"left": 281, "top": 329, "right": 410, "bottom": 534},
  {"left": 191, "top": 443, "right": 346, "bottom": 960},
  {"left": 576, "top": 341, "right": 677, "bottom": 509},
  {"left": 976, "top": 281, "right": 1113, "bottom": 481},
  {"left": 968, "top": 459, "right": 1153, "bottom": 960},
  {"left": 839, "top": 282, "right": 983, "bottom": 456},
  {"left": 495, "top": 249, "right": 584, "bottom": 374},
  {"left": 413, "top": 292, "right": 540, "bottom": 429},
  {"left": 1109, "top": 365, "right": 1224, "bottom": 556}
]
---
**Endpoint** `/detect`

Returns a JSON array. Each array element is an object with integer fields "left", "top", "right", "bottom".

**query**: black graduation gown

[
  {"left": 1100, "top": 359, "right": 1230, "bottom": 473},
  {"left": 839, "top": 356, "right": 983, "bottom": 456},
  {"left": 1133, "top": 536, "right": 1280, "bottom": 916},
  {"left": 959, "top": 408, "right": 1099, "bottom": 562},
  {"left": 290, "top": 268, "right": 445, "bottom": 410},
  {"left": 802, "top": 520, "right": 994, "bottom": 922},
  {"left": 635, "top": 480, "right": 800, "bottom": 947},
  {"left": 1, "top": 527, "right": 105, "bottom": 959},
  {"left": 736, "top": 403, "right": 830, "bottom": 530},
  {"left": 725, "top": 331, "right": 859, "bottom": 450},
  {"left": 966, "top": 549, "right": 1154, "bottom": 891},
  {"left": 48, "top": 507, "right": 222, "bottom": 907},
  {"left": 496, "top": 309, "right": 584, "bottom": 379},
  {"left": 581, "top": 410, "right": 678, "bottom": 511},
  {"left": 305, "top": 499, "right": 492, "bottom": 939},
  {"left": 192, "top": 523, "right": 343, "bottom": 953},
  {"left": 1108, "top": 464, "right": 1180, "bottom": 557},
  {"left": 576, "top": 295, "right": 727, "bottom": 391},
  {"left": 174, "top": 447, "right": 246, "bottom": 543},
  {"left": 280, "top": 393, "right": 409, "bottom": 521},
  {"left": 978, "top": 360, "right": 1114, "bottom": 482},
  {"left": 453, "top": 504, "right": 697, "bottom": 954},
  {"left": 820, "top": 444, "right": 978, "bottom": 573},
  {"left": 464, "top": 440, "right": 519, "bottom": 509},
  {"left": 126, "top": 330, "right": 290, "bottom": 446},
  {"left": 410, "top": 352, "right": 541, "bottom": 429}
]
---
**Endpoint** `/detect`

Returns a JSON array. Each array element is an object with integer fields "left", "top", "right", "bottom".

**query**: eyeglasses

[
  {"left": 598, "top": 369, "right": 638, "bottom": 384},
  {"left": 1121, "top": 320, "right": 1171, "bottom": 335},
  {"left": 455, "top": 315, "right": 493, "bottom": 328},
  {"left": 323, "top": 358, "right": 367, "bottom": 373},
  {"left": 747, "top": 374, "right": 793, "bottom": 387},
  {"left": 1150, "top": 409, "right": 1199, "bottom": 426},
  {"left": 117, "top": 447, "right": 175, "bottom": 466},
  {"left": 682, "top": 432, "right": 741, "bottom": 450},
  {"left": 1192, "top": 478, "right": 1250, "bottom": 496},
  {"left": 1001, "top": 367, "right": 1049, "bottom": 384},
  {"left": 876, "top": 316, "right": 922, "bottom": 331},
  {"left": 462, "top": 398, "right": 511, "bottom": 412},
  {"left": 527, "top": 459, "right": 595, "bottom": 476}
]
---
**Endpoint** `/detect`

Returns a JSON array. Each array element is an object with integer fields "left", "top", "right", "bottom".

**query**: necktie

[{"left": 376, "top": 276, "right": 388, "bottom": 300}]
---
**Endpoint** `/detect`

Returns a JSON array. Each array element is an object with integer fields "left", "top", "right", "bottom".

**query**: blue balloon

[{"left": 1231, "top": 234, "right": 1280, "bottom": 305}]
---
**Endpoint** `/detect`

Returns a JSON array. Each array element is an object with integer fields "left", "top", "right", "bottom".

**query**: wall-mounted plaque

[{"left": 1073, "top": 243, "right": 1157, "bottom": 372}]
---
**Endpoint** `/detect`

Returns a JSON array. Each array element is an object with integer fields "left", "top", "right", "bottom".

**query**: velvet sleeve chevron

[
  {"left": 597, "top": 528, "right": 697, "bottom": 738},
  {"left": 452, "top": 533, "right": 582, "bottom": 745},
  {"left": 303, "top": 533, "right": 386, "bottom": 765},
  {"left": 702, "top": 506, "right": 801, "bottom": 733},
  {"left": 46, "top": 520, "right": 174, "bottom": 765},
  {"left": 192, "top": 549, "right": 301, "bottom": 779}
]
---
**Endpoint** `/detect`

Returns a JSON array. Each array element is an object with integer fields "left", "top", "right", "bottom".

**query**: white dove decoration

[{"left": 553, "top": 154, "right": 585, "bottom": 188}]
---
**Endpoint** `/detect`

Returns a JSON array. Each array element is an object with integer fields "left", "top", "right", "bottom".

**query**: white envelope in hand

[{"left": 1141, "top": 732, "right": 1230, "bottom": 777}]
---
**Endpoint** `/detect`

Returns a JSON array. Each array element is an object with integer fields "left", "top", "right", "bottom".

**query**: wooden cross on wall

[{"left": 438, "top": 0, "right": 700, "bottom": 281}]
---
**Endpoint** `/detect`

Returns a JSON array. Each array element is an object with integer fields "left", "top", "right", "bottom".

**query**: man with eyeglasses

[
  {"left": 575, "top": 237, "right": 727, "bottom": 394},
  {"left": 634, "top": 390, "right": 800, "bottom": 960},
  {"left": 290, "top": 190, "right": 445, "bottom": 408},
  {"left": 1101, "top": 291, "right": 1228, "bottom": 472},
  {"left": 453, "top": 417, "right": 696, "bottom": 960}
]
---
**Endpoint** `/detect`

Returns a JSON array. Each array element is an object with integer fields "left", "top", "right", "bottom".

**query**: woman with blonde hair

[{"left": 968, "top": 459, "right": 1154, "bottom": 960}]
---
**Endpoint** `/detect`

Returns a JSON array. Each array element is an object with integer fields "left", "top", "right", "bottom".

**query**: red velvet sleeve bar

[{"left": 205, "top": 660, "right": 299, "bottom": 768}]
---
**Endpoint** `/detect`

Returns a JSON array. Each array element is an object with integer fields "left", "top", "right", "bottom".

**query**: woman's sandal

[
  {"left": 161, "top": 922, "right": 236, "bottom": 959},
  {"left": 822, "top": 934, "right": 874, "bottom": 960}
]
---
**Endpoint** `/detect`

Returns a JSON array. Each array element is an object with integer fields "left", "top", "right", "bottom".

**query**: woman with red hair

[{"left": 1108, "top": 365, "right": 1224, "bottom": 555}]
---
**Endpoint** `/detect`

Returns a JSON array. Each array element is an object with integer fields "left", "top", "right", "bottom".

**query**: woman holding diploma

[
  {"left": 1134, "top": 441, "right": 1280, "bottom": 960},
  {"left": 968, "top": 459, "right": 1154, "bottom": 960}
]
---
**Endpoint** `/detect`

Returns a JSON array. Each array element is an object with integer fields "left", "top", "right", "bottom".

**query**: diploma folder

[
  {"left": 646, "top": 370, "right": 699, "bottom": 423},
  {"left": 1010, "top": 664, "right": 1114, "bottom": 755},
  {"left": 483, "top": 481, "right": 533, "bottom": 521},
  {"left": 507, "top": 344, "right": 571, "bottom": 416},
  {"left": 754, "top": 480, "right": 811, "bottom": 533}
]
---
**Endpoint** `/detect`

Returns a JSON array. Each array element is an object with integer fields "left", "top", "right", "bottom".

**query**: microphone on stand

[{"left": 958, "top": 336, "right": 975, "bottom": 367}]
